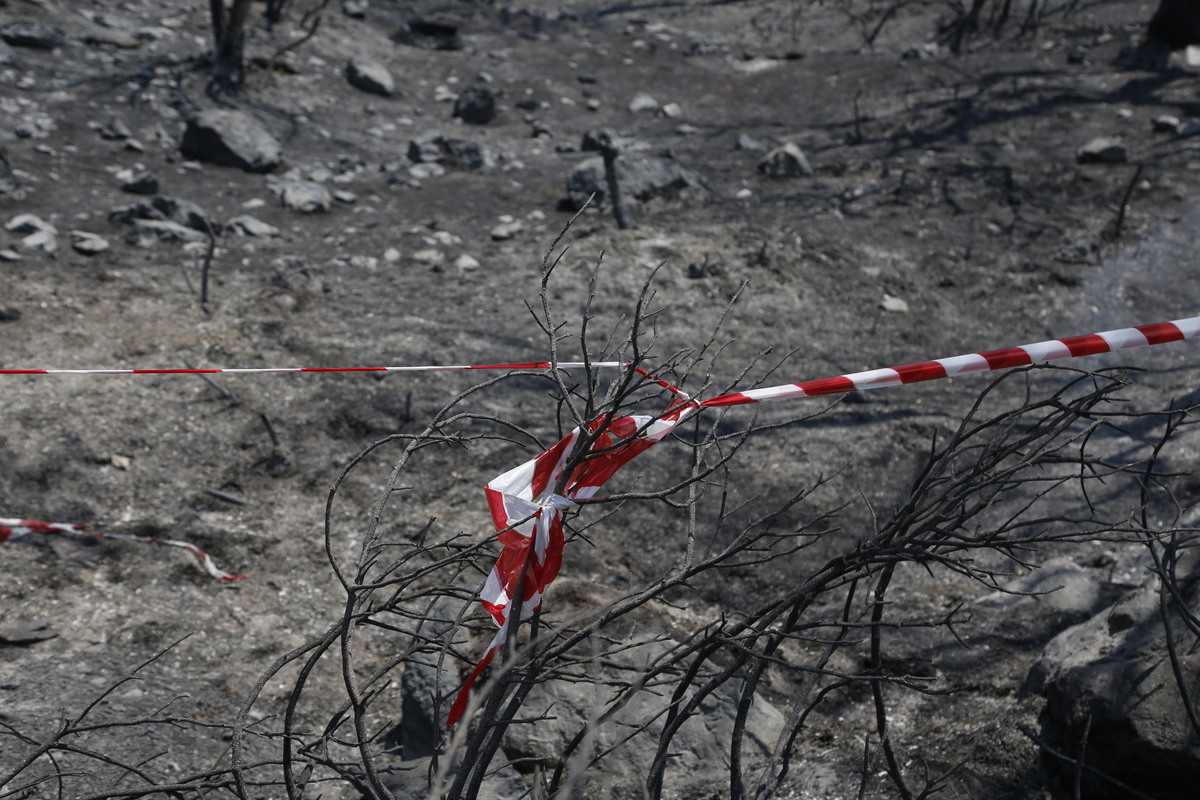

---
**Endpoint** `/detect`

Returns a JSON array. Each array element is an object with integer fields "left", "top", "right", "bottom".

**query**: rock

[
  {"left": 227, "top": 215, "right": 279, "bottom": 237},
  {"left": 342, "top": 0, "right": 368, "bottom": 19},
  {"left": 70, "top": 231, "right": 110, "bottom": 255},
  {"left": 118, "top": 170, "right": 159, "bottom": 195},
  {"left": 407, "top": 132, "right": 442, "bottom": 163},
  {"left": 393, "top": 18, "right": 464, "bottom": 51},
  {"left": 565, "top": 154, "right": 712, "bottom": 213},
  {"left": 453, "top": 86, "right": 496, "bottom": 125},
  {"left": 735, "top": 133, "right": 768, "bottom": 152},
  {"left": 180, "top": 110, "right": 283, "bottom": 173},
  {"left": 1152, "top": 115, "right": 1182, "bottom": 134},
  {"left": 125, "top": 219, "right": 207, "bottom": 246},
  {"left": 280, "top": 181, "right": 333, "bottom": 213},
  {"left": 332, "top": 189, "right": 357, "bottom": 203},
  {"left": 1076, "top": 136, "right": 1129, "bottom": 164},
  {"left": 5, "top": 213, "right": 52, "bottom": 235},
  {"left": 21, "top": 228, "right": 57, "bottom": 256},
  {"left": 975, "top": 558, "right": 1107, "bottom": 643},
  {"left": 346, "top": 57, "right": 395, "bottom": 97},
  {"left": 455, "top": 253, "right": 480, "bottom": 271},
  {"left": 100, "top": 117, "right": 133, "bottom": 140},
  {"left": 880, "top": 294, "right": 909, "bottom": 313},
  {"left": 497, "top": 632, "right": 786, "bottom": 798},
  {"left": 440, "top": 138, "right": 492, "bottom": 171},
  {"left": 0, "top": 21, "right": 65, "bottom": 49},
  {"left": 109, "top": 196, "right": 215, "bottom": 233},
  {"left": 1026, "top": 573, "right": 1200, "bottom": 800},
  {"left": 406, "top": 133, "right": 492, "bottom": 171},
  {"left": 758, "top": 142, "right": 814, "bottom": 178},
  {"left": 489, "top": 216, "right": 523, "bottom": 240},
  {"left": 628, "top": 90, "right": 660, "bottom": 113}
]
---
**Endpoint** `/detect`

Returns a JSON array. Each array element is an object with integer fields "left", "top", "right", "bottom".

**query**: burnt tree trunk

[
  {"left": 1147, "top": 0, "right": 1200, "bottom": 49},
  {"left": 210, "top": 0, "right": 254, "bottom": 90}
]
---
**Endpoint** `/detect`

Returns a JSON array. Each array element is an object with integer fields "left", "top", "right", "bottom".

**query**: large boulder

[
  {"left": 565, "top": 155, "right": 711, "bottom": 213},
  {"left": 180, "top": 110, "right": 282, "bottom": 173},
  {"left": 1025, "top": 572, "right": 1200, "bottom": 800}
]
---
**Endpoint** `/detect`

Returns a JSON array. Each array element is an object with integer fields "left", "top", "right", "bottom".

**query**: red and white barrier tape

[
  {"left": 448, "top": 314, "right": 1200, "bottom": 721},
  {"left": 0, "top": 518, "right": 247, "bottom": 581},
  {"left": 0, "top": 361, "right": 622, "bottom": 376},
  {"left": 699, "top": 316, "right": 1200, "bottom": 407},
  {"left": 3, "top": 315, "right": 1200, "bottom": 709}
]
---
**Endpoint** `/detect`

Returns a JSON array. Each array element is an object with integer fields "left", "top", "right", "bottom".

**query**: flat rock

[
  {"left": 227, "top": 215, "right": 279, "bottom": 237},
  {"left": 1076, "top": 136, "right": 1129, "bottom": 164},
  {"left": 0, "top": 21, "right": 65, "bottom": 49},
  {"left": 180, "top": 110, "right": 283, "bottom": 173},
  {"left": 346, "top": 57, "right": 395, "bottom": 97},
  {"left": 70, "top": 231, "right": 110, "bottom": 255},
  {"left": 565, "top": 154, "right": 712, "bottom": 213},
  {"left": 125, "top": 219, "right": 207, "bottom": 246},
  {"left": 109, "top": 196, "right": 214, "bottom": 233}
]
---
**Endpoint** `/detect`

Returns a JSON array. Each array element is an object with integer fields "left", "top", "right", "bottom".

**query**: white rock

[
  {"left": 628, "top": 91, "right": 659, "bottom": 113},
  {"left": 880, "top": 294, "right": 909, "bottom": 313},
  {"left": 455, "top": 253, "right": 480, "bottom": 271},
  {"left": 70, "top": 231, "right": 110, "bottom": 254},
  {"left": 6, "top": 213, "right": 54, "bottom": 234}
]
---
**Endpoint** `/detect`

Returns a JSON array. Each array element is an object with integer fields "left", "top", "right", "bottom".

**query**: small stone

[
  {"left": 384, "top": 247, "right": 401, "bottom": 262},
  {"left": 880, "top": 294, "right": 909, "bottom": 313},
  {"left": 280, "top": 181, "right": 333, "bottom": 213},
  {"left": 453, "top": 86, "right": 496, "bottom": 125},
  {"left": 70, "top": 231, "right": 110, "bottom": 255},
  {"left": 227, "top": 215, "right": 280, "bottom": 237},
  {"left": 1076, "top": 136, "right": 1129, "bottom": 164},
  {"left": 408, "top": 132, "right": 444, "bottom": 163},
  {"left": 736, "top": 134, "right": 768, "bottom": 152},
  {"left": 0, "top": 21, "right": 65, "bottom": 50},
  {"left": 1152, "top": 115, "right": 1182, "bottom": 134},
  {"left": 101, "top": 117, "right": 133, "bottom": 140},
  {"left": 0, "top": 249, "right": 21, "bottom": 262},
  {"left": 758, "top": 143, "right": 814, "bottom": 178},
  {"left": 661, "top": 102, "right": 683, "bottom": 118},
  {"left": 411, "top": 248, "right": 443, "bottom": 265},
  {"left": 343, "top": 0, "right": 368, "bottom": 19},
  {"left": 490, "top": 217, "right": 523, "bottom": 240},
  {"left": 333, "top": 190, "right": 357, "bottom": 203},
  {"left": 409, "top": 162, "right": 445, "bottom": 179},
  {"left": 455, "top": 253, "right": 480, "bottom": 271},
  {"left": 628, "top": 91, "right": 659, "bottom": 113},
  {"left": 346, "top": 57, "right": 395, "bottom": 97},
  {"left": 109, "top": 454, "right": 133, "bottom": 470}
]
